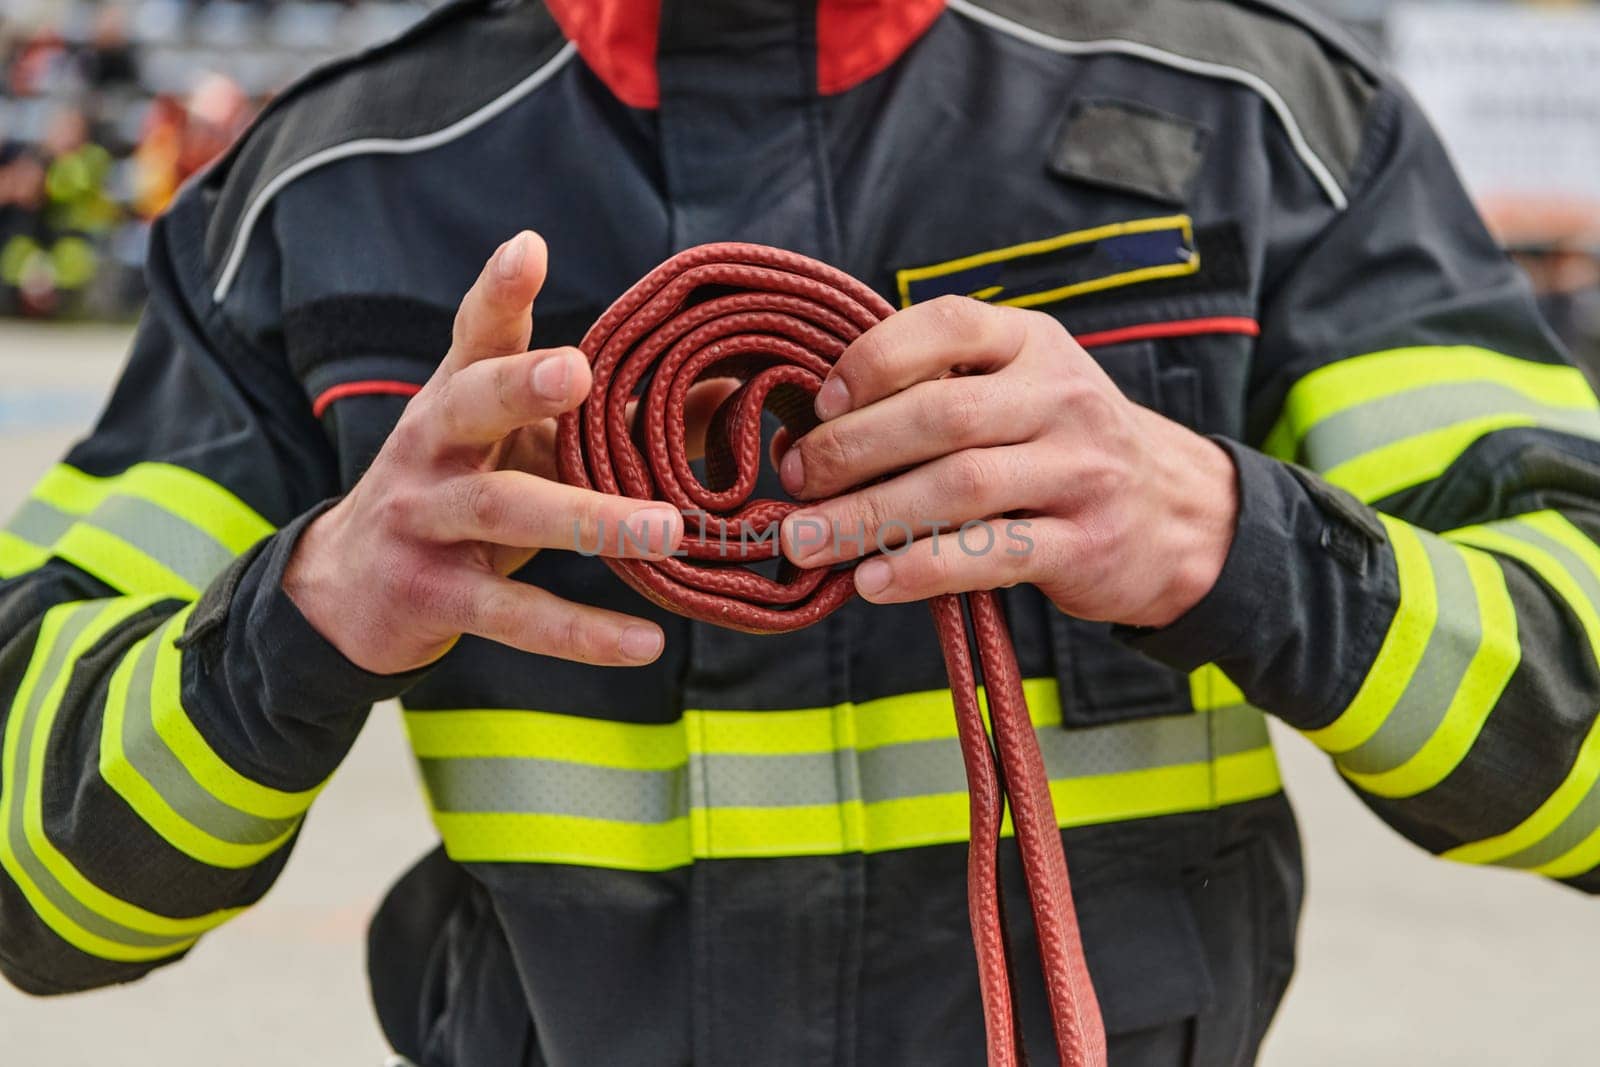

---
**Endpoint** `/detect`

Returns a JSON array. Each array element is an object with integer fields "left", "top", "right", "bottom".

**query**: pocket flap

[
  {"left": 1050, "top": 99, "right": 1209, "bottom": 206},
  {"left": 1049, "top": 608, "right": 1195, "bottom": 728}
]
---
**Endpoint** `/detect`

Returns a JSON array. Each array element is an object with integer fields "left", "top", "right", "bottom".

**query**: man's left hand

[{"left": 777, "top": 296, "right": 1238, "bottom": 629}]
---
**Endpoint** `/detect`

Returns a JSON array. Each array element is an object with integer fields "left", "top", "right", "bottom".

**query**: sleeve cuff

[
  {"left": 241, "top": 501, "right": 432, "bottom": 711},
  {"left": 176, "top": 502, "right": 431, "bottom": 789}
]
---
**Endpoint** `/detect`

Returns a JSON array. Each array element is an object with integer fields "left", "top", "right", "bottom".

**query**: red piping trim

[
  {"left": 308, "top": 323, "right": 1257, "bottom": 416},
  {"left": 312, "top": 380, "right": 422, "bottom": 418},
  {"left": 1075, "top": 316, "right": 1260, "bottom": 350}
]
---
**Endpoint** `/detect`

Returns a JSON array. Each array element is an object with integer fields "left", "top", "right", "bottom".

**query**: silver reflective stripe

[
  {"left": 89, "top": 496, "right": 236, "bottom": 589},
  {"left": 421, "top": 704, "right": 1269, "bottom": 818},
  {"left": 6, "top": 605, "right": 190, "bottom": 951},
  {"left": 1300, "top": 382, "right": 1600, "bottom": 471},
  {"left": 1466, "top": 520, "right": 1600, "bottom": 869},
  {"left": 120, "top": 626, "right": 300, "bottom": 845},
  {"left": 5, "top": 494, "right": 235, "bottom": 591},
  {"left": 699, "top": 750, "right": 867, "bottom": 808},
  {"left": 1497, "top": 774, "right": 1600, "bottom": 870},
  {"left": 1337, "top": 535, "right": 1480, "bottom": 774},
  {"left": 5, "top": 498, "right": 75, "bottom": 546},
  {"left": 420, "top": 759, "right": 688, "bottom": 821}
]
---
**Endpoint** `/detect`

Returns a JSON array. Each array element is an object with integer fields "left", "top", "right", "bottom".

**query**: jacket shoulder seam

[{"left": 202, "top": 0, "right": 570, "bottom": 305}]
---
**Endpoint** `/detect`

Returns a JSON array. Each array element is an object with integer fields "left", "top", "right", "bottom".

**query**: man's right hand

[{"left": 283, "top": 231, "right": 703, "bottom": 675}]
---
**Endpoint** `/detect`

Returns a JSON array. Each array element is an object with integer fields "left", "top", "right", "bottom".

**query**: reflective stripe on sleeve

[
  {"left": 1302, "top": 517, "right": 1519, "bottom": 798},
  {"left": 405, "top": 675, "right": 1281, "bottom": 871},
  {"left": 1263, "top": 346, "right": 1600, "bottom": 503},
  {"left": 99, "top": 607, "right": 314, "bottom": 869},
  {"left": 1441, "top": 512, "right": 1600, "bottom": 877},
  {"left": 0, "top": 600, "right": 239, "bottom": 962},
  {"left": 0, "top": 463, "right": 273, "bottom": 596}
]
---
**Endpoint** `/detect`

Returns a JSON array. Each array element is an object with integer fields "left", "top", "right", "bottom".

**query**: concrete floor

[{"left": 0, "top": 321, "right": 1596, "bottom": 1064}]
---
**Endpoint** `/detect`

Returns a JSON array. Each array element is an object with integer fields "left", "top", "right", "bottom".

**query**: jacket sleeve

[
  {"left": 0, "top": 187, "right": 415, "bottom": 994},
  {"left": 1126, "top": 83, "right": 1600, "bottom": 894}
]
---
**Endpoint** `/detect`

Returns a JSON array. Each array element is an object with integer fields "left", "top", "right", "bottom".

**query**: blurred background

[{"left": 2, "top": 0, "right": 1600, "bottom": 1063}]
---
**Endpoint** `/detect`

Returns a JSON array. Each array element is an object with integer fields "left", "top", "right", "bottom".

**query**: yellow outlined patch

[{"left": 895, "top": 215, "right": 1199, "bottom": 310}]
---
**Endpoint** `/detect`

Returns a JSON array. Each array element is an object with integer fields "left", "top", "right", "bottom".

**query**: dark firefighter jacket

[{"left": 4, "top": 1, "right": 1600, "bottom": 1064}]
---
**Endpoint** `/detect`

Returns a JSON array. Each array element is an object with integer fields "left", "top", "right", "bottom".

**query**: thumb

[{"left": 446, "top": 231, "right": 549, "bottom": 370}]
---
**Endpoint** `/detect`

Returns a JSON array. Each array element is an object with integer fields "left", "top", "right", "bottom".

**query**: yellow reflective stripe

[
  {"left": 1304, "top": 517, "right": 1436, "bottom": 753},
  {"left": 145, "top": 608, "right": 320, "bottom": 820},
  {"left": 28, "top": 463, "right": 272, "bottom": 554},
  {"left": 690, "top": 705, "right": 847, "bottom": 757},
  {"left": 1443, "top": 513, "right": 1600, "bottom": 867},
  {"left": 1264, "top": 346, "right": 1595, "bottom": 459},
  {"left": 430, "top": 748, "right": 1284, "bottom": 870},
  {"left": 1, "top": 600, "right": 238, "bottom": 960},
  {"left": 407, "top": 708, "right": 688, "bottom": 770},
  {"left": 693, "top": 680, "right": 1063, "bottom": 756},
  {"left": 99, "top": 612, "right": 302, "bottom": 868},
  {"left": 1215, "top": 746, "right": 1283, "bottom": 806},
  {"left": 52, "top": 522, "right": 197, "bottom": 599},
  {"left": 1262, "top": 347, "right": 1600, "bottom": 503},
  {"left": 1340, "top": 545, "right": 1519, "bottom": 797},
  {"left": 431, "top": 813, "right": 690, "bottom": 870},
  {"left": 1536, "top": 821, "right": 1600, "bottom": 878},
  {"left": 1190, "top": 664, "right": 1245, "bottom": 712},
  {"left": 2, "top": 463, "right": 273, "bottom": 596},
  {"left": 0, "top": 529, "right": 48, "bottom": 579},
  {"left": 1323, "top": 414, "right": 1567, "bottom": 505},
  {"left": 409, "top": 681, "right": 1068, "bottom": 769}
]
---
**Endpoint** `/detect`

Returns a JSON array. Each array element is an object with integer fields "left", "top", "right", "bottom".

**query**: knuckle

[
  {"left": 1021, "top": 308, "right": 1065, "bottom": 340},
  {"left": 848, "top": 331, "right": 893, "bottom": 389},
  {"left": 399, "top": 559, "right": 454, "bottom": 618},
  {"left": 1040, "top": 371, "right": 1076, "bottom": 413},
  {"left": 804, "top": 426, "right": 859, "bottom": 481},
  {"left": 915, "top": 545, "right": 950, "bottom": 588},
  {"left": 373, "top": 484, "right": 425, "bottom": 534},
  {"left": 458, "top": 476, "right": 506, "bottom": 534},
  {"left": 384, "top": 407, "right": 428, "bottom": 463},
  {"left": 492, "top": 358, "right": 529, "bottom": 416},
  {"left": 431, "top": 377, "right": 468, "bottom": 439},
  {"left": 551, "top": 612, "right": 606, "bottom": 663},
  {"left": 476, "top": 587, "right": 522, "bottom": 637},
  {"left": 935, "top": 384, "right": 986, "bottom": 441},
  {"left": 944, "top": 451, "right": 991, "bottom": 503},
  {"left": 926, "top": 295, "right": 989, "bottom": 346},
  {"left": 926, "top": 293, "right": 976, "bottom": 330}
]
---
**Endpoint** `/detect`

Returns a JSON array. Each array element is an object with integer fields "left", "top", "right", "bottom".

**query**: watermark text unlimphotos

[{"left": 572, "top": 511, "right": 1034, "bottom": 558}]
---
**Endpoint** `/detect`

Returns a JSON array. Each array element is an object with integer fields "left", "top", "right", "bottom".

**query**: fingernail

[
  {"left": 497, "top": 234, "right": 527, "bottom": 280},
  {"left": 625, "top": 506, "right": 680, "bottom": 554},
  {"left": 779, "top": 448, "right": 804, "bottom": 494},
  {"left": 855, "top": 559, "right": 891, "bottom": 596},
  {"left": 619, "top": 625, "right": 663, "bottom": 663},
  {"left": 815, "top": 377, "right": 851, "bottom": 420},
  {"left": 533, "top": 354, "right": 570, "bottom": 399}
]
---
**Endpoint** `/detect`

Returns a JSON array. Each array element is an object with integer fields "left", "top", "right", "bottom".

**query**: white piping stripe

[
  {"left": 212, "top": 41, "right": 579, "bottom": 303},
  {"left": 945, "top": 0, "right": 1350, "bottom": 211}
]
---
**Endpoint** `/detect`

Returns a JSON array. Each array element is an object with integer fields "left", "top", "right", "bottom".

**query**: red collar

[{"left": 544, "top": 0, "right": 946, "bottom": 108}]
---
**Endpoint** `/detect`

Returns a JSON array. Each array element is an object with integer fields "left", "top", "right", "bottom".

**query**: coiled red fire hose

[{"left": 556, "top": 243, "right": 1106, "bottom": 1067}]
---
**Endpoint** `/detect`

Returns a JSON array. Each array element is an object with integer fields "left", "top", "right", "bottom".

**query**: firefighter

[{"left": 3, "top": 1, "right": 1598, "bottom": 1063}]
